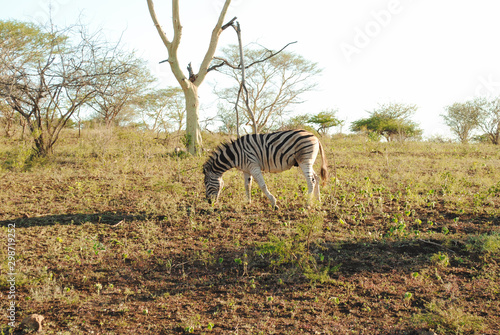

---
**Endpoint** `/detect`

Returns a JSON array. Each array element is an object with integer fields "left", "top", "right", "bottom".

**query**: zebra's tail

[{"left": 318, "top": 141, "right": 328, "bottom": 186}]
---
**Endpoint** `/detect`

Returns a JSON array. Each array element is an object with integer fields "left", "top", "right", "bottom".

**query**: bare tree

[
  {"left": 442, "top": 100, "right": 481, "bottom": 144},
  {"left": 147, "top": 0, "right": 233, "bottom": 155},
  {"left": 214, "top": 46, "right": 321, "bottom": 133},
  {"left": 0, "top": 20, "right": 137, "bottom": 156}
]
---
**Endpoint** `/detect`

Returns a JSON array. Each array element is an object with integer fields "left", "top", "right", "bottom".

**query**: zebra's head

[{"left": 203, "top": 167, "right": 224, "bottom": 205}]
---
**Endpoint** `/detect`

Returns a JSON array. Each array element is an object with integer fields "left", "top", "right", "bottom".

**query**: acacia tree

[
  {"left": 351, "top": 103, "right": 422, "bottom": 141},
  {"left": 147, "top": 0, "right": 233, "bottom": 154},
  {"left": 87, "top": 56, "right": 154, "bottom": 127},
  {"left": 442, "top": 100, "right": 481, "bottom": 144},
  {"left": 135, "top": 87, "right": 185, "bottom": 135},
  {"left": 0, "top": 20, "right": 137, "bottom": 156},
  {"left": 213, "top": 45, "right": 321, "bottom": 133},
  {"left": 307, "top": 109, "right": 342, "bottom": 136},
  {"left": 0, "top": 20, "right": 54, "bottom": 140},
  {"left": 477, "top": 97, "right": 500, "bottom": 145},
  {"left": 216, "top": 102, "right": 238, "bottom": 135}
]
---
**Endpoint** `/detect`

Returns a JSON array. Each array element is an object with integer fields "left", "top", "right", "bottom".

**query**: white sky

[{"left": 3, "top": 0, "right": 500, "bottom": 138}]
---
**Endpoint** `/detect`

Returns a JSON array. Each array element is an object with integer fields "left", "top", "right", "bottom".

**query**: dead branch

[
  {"left": 187, "top": 62, "right": 196, "bottom": 82},
  {"left": 231, "top": 21, "right": 257, "bottom": 134},
  {"left": 221, "top": 17, "right": 237, "bottom": 30},
  {"left": 207, "top": 41, "right": 297, "bottom": 73}
]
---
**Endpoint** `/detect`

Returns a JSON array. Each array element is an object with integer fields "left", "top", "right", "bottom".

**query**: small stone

[{"left": 20, "top": 314, "right": 44, "bottom": 332}]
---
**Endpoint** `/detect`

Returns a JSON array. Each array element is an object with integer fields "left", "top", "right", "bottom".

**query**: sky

[{"left": 3, "top": 0, "right": 500, "bottom": 138}]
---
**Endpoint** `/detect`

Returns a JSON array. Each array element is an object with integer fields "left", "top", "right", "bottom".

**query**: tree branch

[
  {"left": 147, "top": 0, "right": 187, "bottom": 87},
  {"left": 221, "top": 17, "right": 237, "bottom": 30},
  {"left": 207, "top": 41, "right": 297, "bottom": 73},
  {"left": 171, "top": 0, "right": 182, "bottom": 54},
  {"left": 246, "top": 41, "right": 297, "bottom": 68},
  {"left": 194, "top": 0, "right": 232, "bottom": 86},
  {"left": 146, "top": 0, "right": 172, "bottom": 49},
  {"left": 233, "top": 21, "right": 257, "bottom": 134}
]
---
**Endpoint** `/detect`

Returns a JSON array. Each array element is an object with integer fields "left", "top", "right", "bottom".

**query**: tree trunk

[
  {"left": 491, "top": 131, "right": 499, "bottom": 145},
  {"left": 31, "top": 126, "right": 51, "bottom": 157},
  {"left": 183, "top": 86, "right": 202, "bottom": 154},
  {"left": 34, "top": 136, "right": 49, "bottom": 157}
]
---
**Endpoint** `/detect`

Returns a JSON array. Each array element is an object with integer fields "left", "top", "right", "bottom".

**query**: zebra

[{"left": 203, "top": 129, "right": 328, "bottom": 209}]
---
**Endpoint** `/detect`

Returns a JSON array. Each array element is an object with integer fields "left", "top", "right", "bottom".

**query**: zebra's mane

[{"left": 202, "top": 139, "right": 237, "bottom": 173}]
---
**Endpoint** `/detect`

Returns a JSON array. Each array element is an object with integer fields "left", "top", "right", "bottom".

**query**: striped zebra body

[{"left": 203, "top": 129, "right": 328, "bottom": 209}]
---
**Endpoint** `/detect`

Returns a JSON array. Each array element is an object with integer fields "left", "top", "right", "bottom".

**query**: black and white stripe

[{"left": 203, "top": 129, "right": 328, "bottom": 209}]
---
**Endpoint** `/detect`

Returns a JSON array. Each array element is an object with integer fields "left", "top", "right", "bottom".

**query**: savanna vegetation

[
  {"left": 0, "top": 127, "right": 499, "bottom": 334},
  {"left": 1, "top": 9, "right": 499, "bottom": 335}
]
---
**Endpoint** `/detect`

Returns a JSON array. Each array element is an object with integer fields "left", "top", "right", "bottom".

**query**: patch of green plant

[
  {"left": 180, "top": 313, "right": 201, "bottom": 333},
  {"left": 487, "top": 181, "right": 500, "bottom": 195},
  {"left": 181, "top": 133, "right": 192, "bottom": 150},
  {"left": 412, "top": 299, "right": 484, "bottom": 334},
  {"left": 256, "top": 233, "right": 306, "bottom": 267},
  {"left": 303, "top": 264, "right": 340, "bottom": 284},
  {"left": 194, "top": 250, "right": 216, "bottom": 267},
  {"left": 386, "top": 217, "right": 409, "bottom": 238},
  {"left": 430, "top": 252, "right": 450, "bottom": 267},
  {"left": 256, "top": 213, "right": 338, "bottom": 283},
  {"left": 27, "top": 267, "right": 78, "bottom": 302},
  {"left": 257, "top": 213, "right": 324, "bottom": 266},
  {"left": 0, "top": 144, "right": 49, "bottom": 171},
  {"left": 465, "top": 232, "right": 500, "bottom": 256}
]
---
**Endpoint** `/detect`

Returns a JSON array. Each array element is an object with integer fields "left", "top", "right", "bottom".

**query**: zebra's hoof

[{"left": 273, "top": 205, "right": 279, "bottom": 210}]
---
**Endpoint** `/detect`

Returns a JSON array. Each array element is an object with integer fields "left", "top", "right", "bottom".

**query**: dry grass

[{"left": 0, "top": 128, "right": 499, "bottom": 334}]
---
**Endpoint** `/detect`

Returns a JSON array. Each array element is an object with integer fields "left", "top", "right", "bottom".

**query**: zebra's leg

[
  {"left": 243, "top": 172, "right": 253, "bottom": 203},
  {"left": 299, "top": 162, "right": 317, "bottom": 205},
  {"left": 250, "top": 168, "right": 278, "bottom": 209}
]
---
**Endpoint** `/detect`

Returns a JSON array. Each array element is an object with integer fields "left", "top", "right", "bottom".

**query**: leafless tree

[{"left": 213, "top": 45, "right": 321, "bottom": 133}]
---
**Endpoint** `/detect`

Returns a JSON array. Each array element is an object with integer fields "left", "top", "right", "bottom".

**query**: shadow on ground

[{"left": 0, "top": 212, "right": 160, "bottom": 227}]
